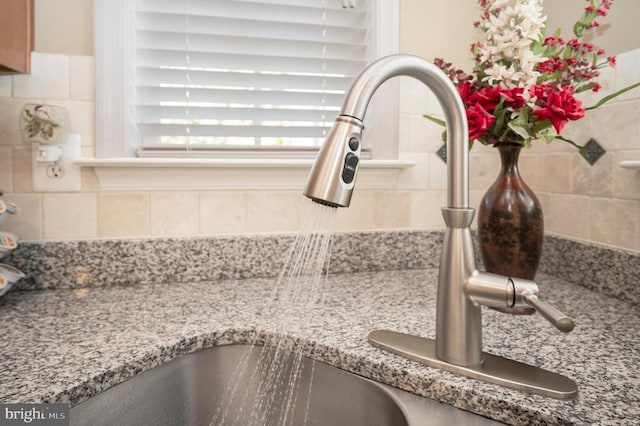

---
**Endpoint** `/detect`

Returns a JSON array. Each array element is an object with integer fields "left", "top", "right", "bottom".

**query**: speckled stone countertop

[{"left": 1, "top": 269, "right": 638, "bottom": 425}]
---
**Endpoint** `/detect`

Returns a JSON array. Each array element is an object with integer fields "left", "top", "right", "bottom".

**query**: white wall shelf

[{"left": 620, "top": 160, "right": 640, "bottom": 169}]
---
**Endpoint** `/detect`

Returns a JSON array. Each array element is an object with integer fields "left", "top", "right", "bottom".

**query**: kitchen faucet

[{"left": 304, "top": 54, "right": 578, "bottom": 399}]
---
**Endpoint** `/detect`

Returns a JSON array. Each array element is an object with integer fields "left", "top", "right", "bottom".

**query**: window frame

[
  {"left": 94, "top": 0, "right": 400, "bottom": 160},
  {"left": 87, "top": 0, "right": 412, "bottom": 191}
]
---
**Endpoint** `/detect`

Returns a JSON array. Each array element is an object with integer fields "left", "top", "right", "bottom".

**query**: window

[{"left": 94, "top": 0, "right": 399, "bottom": 159}]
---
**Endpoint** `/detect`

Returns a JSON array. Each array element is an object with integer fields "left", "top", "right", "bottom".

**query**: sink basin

[{"left": 70, "top": 344, "right": 501, "bottom": 426}]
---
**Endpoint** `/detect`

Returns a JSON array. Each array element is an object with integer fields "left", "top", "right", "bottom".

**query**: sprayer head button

[
  {"left": 342, "top": 152, "right": 359, "bottom": 184},
  {"left": 348, "top": 137, "right": 360, "bottom": 151}
]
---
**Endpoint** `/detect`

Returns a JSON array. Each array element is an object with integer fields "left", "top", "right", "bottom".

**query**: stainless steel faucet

[{"left": 304, "top": 54, "right": 578, "bottom": 400}]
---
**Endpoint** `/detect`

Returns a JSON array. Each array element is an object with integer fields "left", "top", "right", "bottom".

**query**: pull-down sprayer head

[
  {"left": 304, "top": 54, "right": 470, "bottom": 209},
  {"left": 303, "top": 116, "right": 363, "bottom": 208}
]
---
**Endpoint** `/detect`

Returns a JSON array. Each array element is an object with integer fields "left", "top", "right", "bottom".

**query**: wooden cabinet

[{"left": 0, "top": 0, "right": 34, "bottom": 74}]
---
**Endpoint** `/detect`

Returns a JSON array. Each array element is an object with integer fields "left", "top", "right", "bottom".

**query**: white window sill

[
  {"left": 620, "top": 160, "right": 640, "bottom": 169},
  {"left": 74, "top": 158, "right": 416, "bottom": 191}
]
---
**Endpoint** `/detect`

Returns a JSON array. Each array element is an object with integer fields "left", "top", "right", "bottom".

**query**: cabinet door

[{"left": 0, "top": 0, "right": 34, "bottom": 74}]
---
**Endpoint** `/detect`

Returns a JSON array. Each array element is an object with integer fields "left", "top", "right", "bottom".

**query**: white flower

[{"left": 478, "top": 0, "right": 548, "bottom": 87}]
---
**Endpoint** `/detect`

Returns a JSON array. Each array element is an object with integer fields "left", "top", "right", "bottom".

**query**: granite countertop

[{"left": 0, "top": 268, "right": 639, "bottom": 425}]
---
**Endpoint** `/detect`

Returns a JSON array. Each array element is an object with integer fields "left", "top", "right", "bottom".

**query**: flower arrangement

[{"left": 424, "top": 0, "right": 640, "bottom": 150}]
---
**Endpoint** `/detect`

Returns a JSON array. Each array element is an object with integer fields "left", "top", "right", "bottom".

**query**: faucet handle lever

[{"left": 522, "top": 291, "right": 575, "bottom": 333}]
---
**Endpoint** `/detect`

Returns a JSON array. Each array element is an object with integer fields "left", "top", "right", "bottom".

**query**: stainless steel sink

[{"left": 70, "top": 344, "right": 502, "bottom": 426}]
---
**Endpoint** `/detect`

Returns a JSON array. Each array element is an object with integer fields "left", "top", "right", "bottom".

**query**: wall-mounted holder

[{"left": 20, "top": 103, "right": 82, "bottom": 191}]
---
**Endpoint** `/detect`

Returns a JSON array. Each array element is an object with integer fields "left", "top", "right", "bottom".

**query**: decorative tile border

[{"left": 5, "top": 230, "right": 639, "bottom": 306}]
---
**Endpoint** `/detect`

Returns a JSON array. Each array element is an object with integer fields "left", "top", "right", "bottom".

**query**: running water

[{"left": 210, "top": 202, "right": 337, "bottom": 426}]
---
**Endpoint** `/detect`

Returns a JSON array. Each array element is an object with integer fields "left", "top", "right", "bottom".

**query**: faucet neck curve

[{"left": 340, "top": 54, "right": 470, "bottom": 208}]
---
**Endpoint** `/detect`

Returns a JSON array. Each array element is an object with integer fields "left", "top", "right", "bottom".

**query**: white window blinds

[{"left": 133, "top": 0, "right": 372, "bottom": 152}]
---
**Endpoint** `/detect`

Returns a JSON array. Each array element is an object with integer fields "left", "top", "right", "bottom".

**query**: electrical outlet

[{"left": 32, "top": 135, "right": 82, "bottom": 192}]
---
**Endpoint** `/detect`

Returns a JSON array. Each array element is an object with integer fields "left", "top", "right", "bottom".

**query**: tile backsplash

[{"left": 0, "top": 50, "right": 638, "bottom": 253}]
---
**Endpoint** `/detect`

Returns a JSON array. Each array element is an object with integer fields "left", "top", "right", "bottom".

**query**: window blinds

[{"left": 134, "top": 0, "right": 371, "bottom": 150}]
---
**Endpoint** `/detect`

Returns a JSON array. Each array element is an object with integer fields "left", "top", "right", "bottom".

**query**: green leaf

[
  {"left": 531, "top": 118, "right": 552, "bottom": 134},
  {"left": 422, "top": 114, "right": 447, "bottom": 127},
  {"left": 492, "top": 106, "right": 509, "bottom": 136},
  {"left": 575, "top": 82, "right": 597, "bottom": 93},
  {"left": 507, "top": 122, "right": 530, "bottom": 142},
  {"left": 555, "top": 135, "right": 586, "bottom": 153},
  {"left": 537, "top": 126, "right": 557, "bottom": 144},
  {"left": 585, "top": 81, "right": 640, "bottom": 110},
  {"left": 573, "top": 21, "right": 584, "bottom": 38}
]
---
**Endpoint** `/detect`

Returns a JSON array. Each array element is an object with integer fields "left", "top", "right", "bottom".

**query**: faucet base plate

[{"left": 368, "top": 329, "right": 578, "bottom": 400}]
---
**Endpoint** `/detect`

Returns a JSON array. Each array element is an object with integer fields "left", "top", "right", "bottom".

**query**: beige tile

[
  {"left": 529, "top": 124, "right": 584, "bottom": 154},
  {"left": 469, "top": 189, "right": 485, "bottom": 209},
  {"left": 375, "top": 191, "right": 411, "bottom": 229},
  {"left": 0, "top": 75, "right": 11, "bottom": 97},
  {"left": 398, "top": 113, "right": 410, "bottom": 152},
  {"left": 1, "top": 193, "right": 42, "bottom": 241},
  {"left": 0, "top": 147, "right": 13, "bottom": 192},
  {"left": 0, "top": 97, "right": 32, "bottom": 146},
  {"left": 534, "top": 192, "right": 553, "bottom": 221},
  {"left": 614, "top": 150, "right": 640, "bottom": 200},
  {"left": 537, "top": 154, "right": 572, "bottom": 193},
  {"left": 591, "top": 198, "right": 638, "bottom": 250},
  {"left": 408, "top": 114, "right": 445, "bottom": 152},
  {"left": 469, "top": 152, "right": 501, "bottom": 192},
  {"left": 334, "top": 190, "right": 376, "bottom": 231},
  {"left": 576, "top": 65, "right": 616, "bottom": 107},
  {"left": 399, "top": 77, "right": 430, "bottom": 115},
  {"left": 43, "top": 193, "right": 97, "bottom": 240},
  {"left": 571, "top": 152, "right": 614, "bottom": 197},
  {"left": 246, "top": 191, "right": 306, "bottom": 233},
  {"left": 12, "top": 147, "right": 32, "bottom": 193},
  {"left": 98, "top": 192, "right": 149, "bottom": 238},
  {"left": 616, "top": 48, "right": 640, "bottom": 102},
  {"left": 546, "top": 194, "right": 590, "bottom": 240},
  {"left": 428, "top": 153, "right": 447, "bottom": 190},
  {"left": 588, "top": 100, "right": 640, "bottom": 150},
  {"left": 410, "top": 190, "right": 447, "bottom": 229},
  {"left": 518, "top": 154, "right": 538, "bottom": 191},
  {"left": 12, "top": 53, "right": 69, "bottom": 100},
  {"left": 150, "top": 191, "right": 199, "bottom": 236},
  {"left": 396, "top": 152, "right": 429, "bottom": 190},
  {"left": 469, "top": 189, "right": 484, "bottom": 229},
  {"left": 199, "top": 192, "right": 246, "bottom": 235},
  {"left": 69, "top": 56, "right": 95, "bottom": 101},
  {"left": 556, "top": 121, "right": 590, "bottom": 151}
]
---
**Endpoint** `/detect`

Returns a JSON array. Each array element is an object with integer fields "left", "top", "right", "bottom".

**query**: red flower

[
  {"left": 533, "top": 89, "right": 585, "bottom": 133},
  {"left": 457, "top": 82, "right": 473, "bottom": 102},
  {"left": 503, "top": 87, "right": 525, "bottom": 109},
  {"left": 466, "top": 103, "right": 495, "bottom": 141},
  {"left": 468, "top": 87, "right": 502, "bottom": 112}
]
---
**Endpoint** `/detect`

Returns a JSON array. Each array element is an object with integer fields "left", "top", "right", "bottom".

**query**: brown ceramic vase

[{"left": 478, "top": 143, "right": 542, "bottom": 315}]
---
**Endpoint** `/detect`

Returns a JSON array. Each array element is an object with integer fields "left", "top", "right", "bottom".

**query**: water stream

[{"left": 210, "top": 202, "right": 337, "bottom": 426}]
